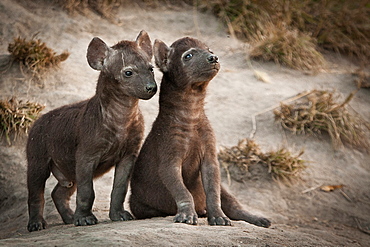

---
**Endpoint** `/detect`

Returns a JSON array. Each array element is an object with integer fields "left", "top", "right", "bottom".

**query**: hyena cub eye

[
  {"left": 124, "top": 70, "right": 133, "bottom": 77},
  {"left": 183, "top": 53, "right": 193, "bottom": 61},
  {"left": 121, "top": 66, "right": 134, "bottom": 78}
]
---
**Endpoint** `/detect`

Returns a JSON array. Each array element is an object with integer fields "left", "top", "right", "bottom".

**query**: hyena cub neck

[{"left": 154, "top": 37, "right": 219, "bottom": 117}]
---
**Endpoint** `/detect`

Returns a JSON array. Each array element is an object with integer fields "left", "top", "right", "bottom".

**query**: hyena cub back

[{"left": 27, "top": 31, "right": 156, "bottom": 232}]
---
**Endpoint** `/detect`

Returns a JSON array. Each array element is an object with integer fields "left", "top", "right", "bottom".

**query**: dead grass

[
  {"left": 7, "top": 37, "right": 69, "bottom": 81},
  {"left": 218, "top": 138, "right": 306, "bottom": 184},
  {"left": 294, "top": 0, "right": 370, "bottom": 64},
  {"left": 274, "top": 90, "right": 370, "bottom": 151},
  {"left": 198, "top": 0, "right": 370, "bottom": 69},
  {"left": 0, "top": 97, "right": 45, "bottom": 145},
  {"left": 53, "top": 0, "right": 191, "bottom": 18},
  {"left": 260, "top": 148, "right": 306, "bottom": 183},
  {"left": 249, "top": 24, "right": 325, "bottom": 71},
  {"left": 54, "top": 0, "right": 122, "bottom": 18},
  {"left": 218, "top": 138, "right": 262, "bottom": 175},
  {"left": 353, "top": 69, "right": 370, "bottom": 88}
]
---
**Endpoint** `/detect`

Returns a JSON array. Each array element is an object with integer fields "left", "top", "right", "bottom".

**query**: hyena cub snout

[{"left": 145, "top": 80, "right": 157, "bottom": 95}]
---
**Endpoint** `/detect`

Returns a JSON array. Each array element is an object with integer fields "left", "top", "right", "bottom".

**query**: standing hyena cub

[
  {"left": 129, "top": 37, "right": 271, "bottom": 227},
  {"left": 26, "top": 30, "right": 157, "bottom": 232}
]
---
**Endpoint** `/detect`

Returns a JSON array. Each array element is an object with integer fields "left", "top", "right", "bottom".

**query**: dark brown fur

[
  {"left": 26, "top": 31, "right": 157, "bottom": 232},
  {"left": 129, "top": 37, "right": 271, "bottom": 227}
]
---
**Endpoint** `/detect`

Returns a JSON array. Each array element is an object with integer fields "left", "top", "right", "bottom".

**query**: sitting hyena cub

[
  {"left": 26, "top": 30, "right": 157, "bottom": 232},
  {"left": 129, "top": 37, "right": 271, "bottom": 227}
]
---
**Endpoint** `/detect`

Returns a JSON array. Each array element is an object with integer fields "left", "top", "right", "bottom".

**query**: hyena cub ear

[
  {"left": 86, "top": 37, "right": 110, "bottom": 71},
  {"left": 136, "top": 30, "right": 153, "bottom": 59},
  {"left": 154, "top": 39, "right": 171, "bottom": 73}
]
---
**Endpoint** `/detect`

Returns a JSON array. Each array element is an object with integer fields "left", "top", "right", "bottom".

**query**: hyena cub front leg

[{"left": 201, "top": 153, "right": 231, "bottom": 226}]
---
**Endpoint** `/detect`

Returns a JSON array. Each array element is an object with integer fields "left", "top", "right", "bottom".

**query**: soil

[{"left": 0, "top": 0, "right": 369, "bottom": 246}]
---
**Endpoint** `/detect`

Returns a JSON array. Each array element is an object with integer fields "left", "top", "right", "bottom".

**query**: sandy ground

[{"left": 0, "top": 0, "right": 369, "bottom": 246}]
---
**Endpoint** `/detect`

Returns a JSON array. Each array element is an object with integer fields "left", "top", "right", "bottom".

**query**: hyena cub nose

[
  {"left": 145, "top": 81, "right": 157, "bottom": 94},
  {"left": 207, "top": 54, "right": 218, "bottom": 63}
]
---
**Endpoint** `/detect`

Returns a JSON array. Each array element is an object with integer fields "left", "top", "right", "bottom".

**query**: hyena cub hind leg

[{"left": 51, "top": 182, "right": 76, "bottom": 224}]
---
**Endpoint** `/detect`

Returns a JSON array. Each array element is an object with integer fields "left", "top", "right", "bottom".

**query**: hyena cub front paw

[
  {"left": 208, "top": 216, "right": 232, "bottom": 226},
  {"left": 174, "top": 212, "right": 198, "bottom": 225},
  {"left": 27, "top": 218, "right": 47, "bottom": 232},
  {"left": 109, "top": 209, "right": 134, "bottom": 221},
  {"left": 74, "top": 213, "right": 98, "bottom": 226}
]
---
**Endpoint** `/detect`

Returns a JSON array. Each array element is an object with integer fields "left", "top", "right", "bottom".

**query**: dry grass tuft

[
  {"left": 198, "top": 0, "right": 272, "bottom": 42},
  {"left": 7, "top": 37, "right": 69, "bottom": 80},
  {"left": 218, "top": 138, "right": 262, "bottom": 175},
  {"left": 260, "top": 148, "right": 306, "bottom": 183},
  {"left": 249, "top": 25, "right": 325, "bottom": 71},
  {"left": 274, "top": 90, "right": 370, "bottom": 151},
  {"left": 0, "top": 97, "right": 45, "bottom": 145},
  {"left": 218, "top": 138, "right": 306, "bottom": 184}
]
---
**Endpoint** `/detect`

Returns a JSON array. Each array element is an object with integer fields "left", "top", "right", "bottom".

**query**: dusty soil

[{"left": 0, "top": 0, "right": 369, "bottom": 246}]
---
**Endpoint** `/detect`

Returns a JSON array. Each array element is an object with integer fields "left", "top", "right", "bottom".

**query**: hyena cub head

[
  {"left": 154, "top": 37, "right": 219, "bottom": 90},
  {"left": 87, "top": 30, "right": 157, "bottom": 100}
]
